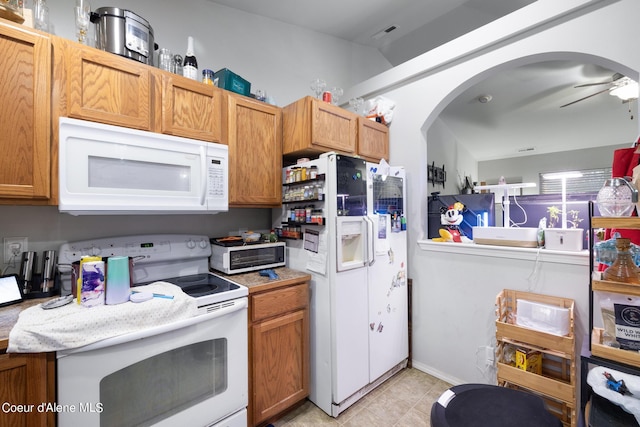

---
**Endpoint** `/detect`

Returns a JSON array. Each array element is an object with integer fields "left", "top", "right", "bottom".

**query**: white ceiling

[
  {"left": 207, "top": 0, "right": 638, "bottom": 160},
  {"left": 440, "top": 60, "right": 638, "bottom": 161},
  {"left": 207, "top": 0, "right": 535, "bottom": 65}
]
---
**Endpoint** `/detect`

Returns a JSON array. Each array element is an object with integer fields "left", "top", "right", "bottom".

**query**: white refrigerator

[{"left": 274, "top": 153, "right": 408, "bottom": 417}]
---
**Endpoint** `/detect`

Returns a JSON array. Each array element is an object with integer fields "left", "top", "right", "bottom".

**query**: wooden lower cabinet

[
  {"left": 249, "top": 281, "right": 309, "bottom": 427},
  {"left": 0, "top": 348, "right": 56, "bottom": 427}
]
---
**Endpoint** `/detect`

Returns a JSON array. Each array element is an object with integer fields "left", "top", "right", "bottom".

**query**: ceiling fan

[{"left": 560, "top": 72, "right": 638, "bottom": 108}]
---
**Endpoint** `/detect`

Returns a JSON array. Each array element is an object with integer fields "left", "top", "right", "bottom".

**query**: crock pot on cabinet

[{"left": 90, "top": 7, "right": 157, "bottom": 65}]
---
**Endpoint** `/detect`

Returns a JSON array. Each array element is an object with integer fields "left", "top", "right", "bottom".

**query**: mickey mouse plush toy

[{"left": 437, "top": 202, "right": 471, "bottom": 243}]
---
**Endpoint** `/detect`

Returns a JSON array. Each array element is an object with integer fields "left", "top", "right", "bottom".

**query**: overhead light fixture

[
  {"left": 478, "top": 94, "right": 492, "bottom": 104},
  {"left": 610, "top": 78, "right": 639, "bottom": 101},
  {"left": 541, "top": 171, "right": 583, "bottom": 180}
]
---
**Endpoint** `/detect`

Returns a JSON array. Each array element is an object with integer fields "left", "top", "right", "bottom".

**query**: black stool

[{"left": 430, "top": 384, "right": 562, "bottom": 427}]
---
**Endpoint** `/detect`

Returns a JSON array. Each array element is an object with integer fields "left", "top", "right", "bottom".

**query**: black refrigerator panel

[
  {"left": 372, "top": 175, "right": 404, "bottom": 216},
  {"left": 336, "top": 155, "right": 367, "bottom": 216}
]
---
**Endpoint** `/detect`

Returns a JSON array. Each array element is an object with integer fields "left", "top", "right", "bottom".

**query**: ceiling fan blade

[
  {"left": 574, "top": 72, "right": 625, "bottom": 88},
  {"left": 560, "top": 87, "right": 612, "bottom": 108}
]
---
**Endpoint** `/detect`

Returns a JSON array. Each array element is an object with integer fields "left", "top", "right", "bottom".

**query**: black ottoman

[{"left": 430, "top": 384, "right": 562, "bottom": 427}]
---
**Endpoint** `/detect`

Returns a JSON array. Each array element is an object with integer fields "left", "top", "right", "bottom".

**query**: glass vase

[{"left": 603, "top": 238, "right": 640, "bottom": 284}]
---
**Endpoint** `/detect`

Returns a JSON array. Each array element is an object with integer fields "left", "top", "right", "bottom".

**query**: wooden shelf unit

[
  {"left": 581, "top": 203, "right": 640, "bottom": 424},
  {"left": 495, "top": 289, "right": 576, "bottom": 427}
]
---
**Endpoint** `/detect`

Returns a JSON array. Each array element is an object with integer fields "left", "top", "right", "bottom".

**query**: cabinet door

[
  {"left": 67, "top": 42, "right": 152, "bottom": 130},
  {"left": 311, "top": 97, "right": 357, "bottom": 153},
  {"left": 251, "top": 309, "right": 309, "bottom": 425},
  {"left": 159, "top": 73, "right": 222, "bottom": 142},
  {"left": 0, "top": 23, "right": 51, "bottom": 199},
  {"left": 0, "top": 352, "right": 56, "bottom": 427},
  {"left": 358, "top": 117, "right": 389, "bottom": 162},
  {"left": 225, "top": 94, "right": 282, "bottom": 206}
]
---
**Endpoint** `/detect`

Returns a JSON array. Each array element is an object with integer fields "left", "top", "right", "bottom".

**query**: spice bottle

[
  {"left": 603, "top": 238, "right": 640, "bottom": 284},
  {"left": 202, "top": 69, "right": 214, "bottom": 85}
]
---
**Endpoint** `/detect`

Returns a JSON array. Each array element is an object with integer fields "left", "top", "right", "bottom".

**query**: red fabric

[
  {"left": 612, "top": 147, "right": 640, "bottom": 178},
  {"left": 601, "top": 139, "right": 640, "bottom": 270}
]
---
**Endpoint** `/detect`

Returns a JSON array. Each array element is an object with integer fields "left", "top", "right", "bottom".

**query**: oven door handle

[{"left": 57, "top": 297, "right": 248, "bottom": 357}]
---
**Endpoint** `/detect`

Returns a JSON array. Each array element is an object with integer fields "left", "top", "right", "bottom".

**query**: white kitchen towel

[{"left": 7, "top": 282, "right": 198, "bottom": 353}]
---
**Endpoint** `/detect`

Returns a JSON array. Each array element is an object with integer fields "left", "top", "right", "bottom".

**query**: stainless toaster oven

[{"left": 210, "top": 240, "right": 286, "bottom": 274}]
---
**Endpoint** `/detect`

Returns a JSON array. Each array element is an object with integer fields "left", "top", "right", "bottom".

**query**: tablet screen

[{"left": 0, "top": 275, "right": 23, "bottom": 307}]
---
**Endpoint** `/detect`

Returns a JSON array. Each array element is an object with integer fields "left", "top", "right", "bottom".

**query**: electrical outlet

[
  {"left": 4, "top": 237, "right": 27, "bottom": 263},
  {"left": 485, "top": 346, "right": 495, "bottom": 364}
]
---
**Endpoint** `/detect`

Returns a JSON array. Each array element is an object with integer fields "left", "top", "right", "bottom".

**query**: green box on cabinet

[{"left": 213, "top": 68, "right": 251, "bottom": 96}]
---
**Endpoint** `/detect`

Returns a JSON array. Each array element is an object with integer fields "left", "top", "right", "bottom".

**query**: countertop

[
  {"left": 212, "top": 267, "right": 311, "bottom": 294},
  {"left": 0, "top": 268, "right": 312, "bottom": 348},
  {"left": 0, "top": 297, "right": 57, "bottom": 349}
]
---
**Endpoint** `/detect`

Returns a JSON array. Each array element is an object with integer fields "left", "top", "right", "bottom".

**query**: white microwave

[{"left": 59, "top": 117, "right": 228, "bottom": 215}]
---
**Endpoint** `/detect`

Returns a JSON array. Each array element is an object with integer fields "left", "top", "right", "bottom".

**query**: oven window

[{"left": 99, "top": 339, "right": 228, "bottom": 427}]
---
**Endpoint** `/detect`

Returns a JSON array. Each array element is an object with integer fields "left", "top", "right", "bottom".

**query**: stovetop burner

[{"left": 138, "top": 272, "right": 247, "bottom": 307}]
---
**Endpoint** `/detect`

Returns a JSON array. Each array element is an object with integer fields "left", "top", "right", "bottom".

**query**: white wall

[
  {"left": 415, "top": 244, "right": 588, "bottom": 386},
  {"left": 340, "top": 0, "right": 640, "bottom": 384},
  {"left": 478, "top": 143, "right": 630, "bottom": 192},
  {"left": 427, "top": 118, "right": 478, "bottom": 196},
  {"left": 40, "top": 0, "right": 392, "bottom": 107}
]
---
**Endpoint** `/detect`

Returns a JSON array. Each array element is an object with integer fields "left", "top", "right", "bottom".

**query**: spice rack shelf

[
  {"left": 581, "top": 202, "right": 640, "bottom": 423},
  {"left": 495, "top": 289, "right": 576, "bottom": 427},
  {"left": 282, "top": 196, "right": 324, "bottom": 204},
  {"left": 282, "top": 219, "right": 325, "bottom": 227},
  {"left": 282, "top": 174, "right": 325, "bottom": 187}
]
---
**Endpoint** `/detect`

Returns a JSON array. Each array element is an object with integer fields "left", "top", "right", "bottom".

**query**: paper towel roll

[{"left": 106, "top": 256, "right": 131, "bottom": 305}]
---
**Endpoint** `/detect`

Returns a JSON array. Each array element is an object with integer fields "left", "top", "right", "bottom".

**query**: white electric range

[
  {"left": 58, "top": 233, "right": 247, "bottom": 310},
  {"left": 56, "top": 234, "right": 248, "bottom": 427}
]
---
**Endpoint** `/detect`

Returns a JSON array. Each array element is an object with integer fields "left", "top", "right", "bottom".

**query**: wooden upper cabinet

[
  {"left": 66, "top": 41, "right": 152, "bottom": 131},
  {"left": 156, "top": 73, "right": 222, "bottom": 142},
  {"left": 223, "top": 93, "right": 282, "bottom": 207},
  {"left": 357, "top": 117, "right": 389, "bottom": 162},
  {"left": 283, "top": 96, "right": 357, "bottom": 158},
  {"left": 0, "top": 22, "right": 51, "bottom": 200}
]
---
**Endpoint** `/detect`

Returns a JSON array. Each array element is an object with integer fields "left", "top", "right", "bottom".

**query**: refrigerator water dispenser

[{"left": 336, "top": 217, "right": 367, "bottom": 271}]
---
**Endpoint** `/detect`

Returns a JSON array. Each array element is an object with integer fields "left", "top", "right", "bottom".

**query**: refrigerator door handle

[{"left": 364, "top": 216, "right": 375, "bottom": 266}]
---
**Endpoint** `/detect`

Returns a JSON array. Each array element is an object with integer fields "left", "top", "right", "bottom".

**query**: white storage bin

[
  {"left": 544, "top": 228, "right": 584, "bottom": 252},
  {"left": 516, "top": 298, "right": 570, "bottom": 336}
]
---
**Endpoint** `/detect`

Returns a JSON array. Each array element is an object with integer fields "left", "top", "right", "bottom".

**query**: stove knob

[
  {"left": 186, "top": 239, "right": 196, "bottom": 249},
  {"left": 90, "top": 245, "right": 101, "bottom": 256},
  {"left": 198, "top": 239, "right": 208, "bottom": 249}
]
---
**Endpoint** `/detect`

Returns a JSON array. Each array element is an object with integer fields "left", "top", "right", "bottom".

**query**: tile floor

[{"left": 271, "top": 368, "right": 452, "bottom": 427}]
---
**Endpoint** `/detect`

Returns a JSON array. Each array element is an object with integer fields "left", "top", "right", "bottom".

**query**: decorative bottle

[
  {"left": 182, "top": 36, "right": 198, "bottom": 80},
  {"left": 603, "top": 238, "right": 640, "bottom": 284}
]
